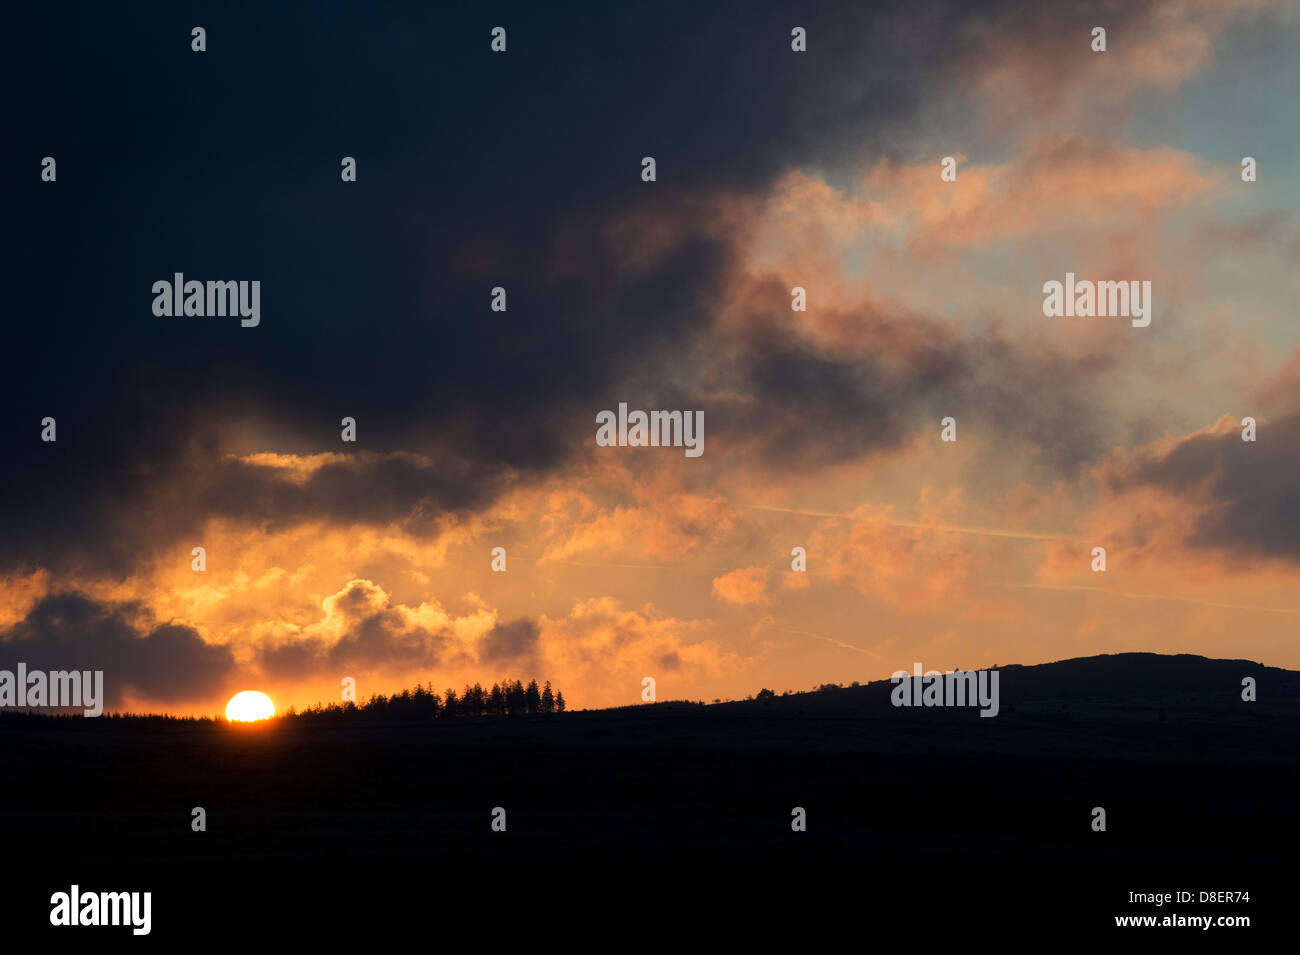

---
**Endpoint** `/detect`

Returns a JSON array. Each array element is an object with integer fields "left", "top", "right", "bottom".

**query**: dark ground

[{"left": 2, "top": 652, "right": 1294, "bottom": 942}]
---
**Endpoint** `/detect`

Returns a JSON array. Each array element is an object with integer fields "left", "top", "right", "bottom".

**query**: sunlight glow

[{"left": 225, "top": 690, "right": 275, "bottom": 722}]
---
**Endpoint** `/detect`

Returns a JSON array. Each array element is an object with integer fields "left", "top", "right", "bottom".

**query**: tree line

[
  {"left": 286, "top": 678, "right": 566, "bottom": 721},
  {"left": 0, "top": 677, "right": 568, "bottom": 724}
]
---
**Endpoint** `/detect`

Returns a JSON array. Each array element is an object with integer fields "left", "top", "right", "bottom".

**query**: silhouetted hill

[
  {"left": 722, "top": 650, "right": 1295, "bottom": 706},
  {"left": 5, "top": 651, "right": 1287, "bottom": 726},
  {"left": 2, "top": 652, "right": 1293, "bottom": 940}
]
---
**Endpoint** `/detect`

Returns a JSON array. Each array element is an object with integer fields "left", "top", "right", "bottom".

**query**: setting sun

[{"left": 225, "top": 690, "right": 275, "bottom": 722}]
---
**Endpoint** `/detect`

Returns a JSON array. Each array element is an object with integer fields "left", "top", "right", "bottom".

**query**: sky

[{"left": 3, "top": 0, "right": 1298, "bottom": 715}]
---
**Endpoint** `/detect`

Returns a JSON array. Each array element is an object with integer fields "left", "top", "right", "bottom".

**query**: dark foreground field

[{"left": 2, "top": 653, "right": 1295, "bottom": 941}]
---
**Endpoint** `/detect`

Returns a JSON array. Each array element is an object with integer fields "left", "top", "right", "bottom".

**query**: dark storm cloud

[
  {"left": 0, "top": 593, "right": 237, "bottom": 705},
  {"left": 955, "top": 335, "right": 1118, "bottom": 475},
  {"left": 711, "top": 286, "right": 1116, "bottom": 474},
  {"left": 721, "top": 344, "right": 919, "bottom": 466},
  {"left": 1105, "top": 412, "right": 1300, "bottom": 561},
  {"left": 198, "top": 452, "right": 495, "bottom": 530},
  {"left": 476, "top": 617, "right": 539, "bottom": 665},
  {"left": 0, "top": 0, "right": 1129, "bottom": 574},
  {"left": 256, "top": 593, "right": 542, "bottom": 679},
  {"left": 329, "top": 610, "right": 452, "bottom": 669}
]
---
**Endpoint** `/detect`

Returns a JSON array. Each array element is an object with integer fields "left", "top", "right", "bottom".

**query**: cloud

[
  {"left": 1, "top": 0, "right": 1010, "bottom": 578},
  {"left": 1101, "top": 412, "right": 1300, "bottom": 562},
  {"left": 810, "top": 505, "right": 983, "bottom": 609},
  {"left": 0, "top": 593, "right": 237, "bottom": 706},
  {"left": 536, "top": 596, "right": 742, "bottom": 707},
  {"left": 954, "top": 0, "right": 1287, "bottom": 134},
  {"left": 858, "top": 137, "right": 1220, "bottom": 253},
  {"left": 705, "top": 262, "right": 1121, "bottom": 475},
  {"left": 256, "top": 579, "right": 468, "bottom": 680},
  {"left": 537, "top": 482, "right": 737, "bottom": 564},
  {"left": 712, "top": 566, "right": 772, "bottom": 606},
  {"left": 2, "top": 1, "right": 1250, "bottom": 581},
  {"left": 477, "top": 617, "right": 540, "bottom": 665}
]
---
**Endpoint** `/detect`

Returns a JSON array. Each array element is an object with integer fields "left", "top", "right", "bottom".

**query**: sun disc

[{"left": 225, "top": 690, "right": 275, "bottom": 722}]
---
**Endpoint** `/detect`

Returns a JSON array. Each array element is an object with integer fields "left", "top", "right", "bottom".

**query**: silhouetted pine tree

[
  {"left": 259, "top": 676, "right": 567, "bottom": 725},
  {"left": 507, "top": 680, "right": 525, "bottom": 715}
]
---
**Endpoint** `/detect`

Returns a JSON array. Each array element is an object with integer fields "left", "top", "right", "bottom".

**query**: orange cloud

[
  {"left": 536, "top": 596, "right": 743, "bottom": 708},
  {"left": 858, "top": 137, "right": 1219, "bottom": 253},
  {"left": 961, "top": 0, "right": 1286, "bottom": 131},
  {"left": 809, "top": 504, "right": 984, "bottom": 610},
  {"left": 712, "top": 566, "right": 771, "bottom": 606}
]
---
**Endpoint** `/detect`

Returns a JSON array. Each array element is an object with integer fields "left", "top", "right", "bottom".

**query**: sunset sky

[{"left": 4, "top": 0, "right": 1299, "bottom": 715}]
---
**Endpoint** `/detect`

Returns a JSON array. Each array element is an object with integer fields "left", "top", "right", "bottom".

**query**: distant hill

[
  {"left": 2, "top": 651, "right": 1293, "bottom": 725},
  {"left": 703, "top": 651, "right": 1297, "bottom": 712}
]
